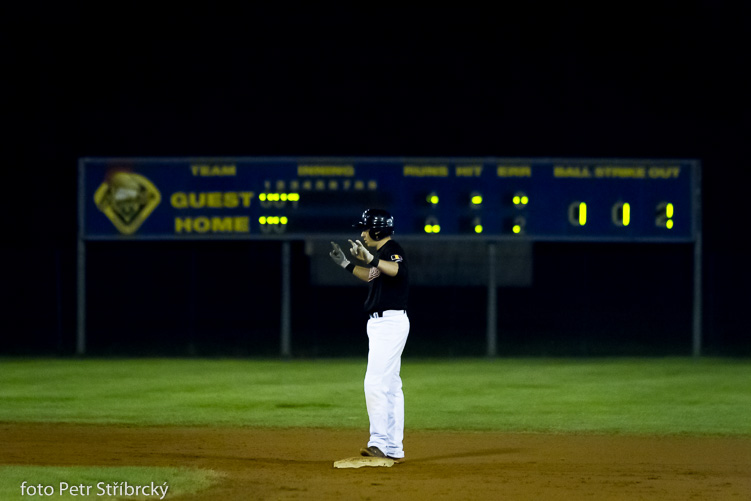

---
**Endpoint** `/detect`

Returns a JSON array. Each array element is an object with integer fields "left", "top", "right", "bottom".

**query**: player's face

[{"left": 361, "top": 230, "right": 375, "bottom": 247}]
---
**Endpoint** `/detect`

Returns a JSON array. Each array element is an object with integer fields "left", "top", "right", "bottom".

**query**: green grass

[
  {"left": 0, "top": 465, "right": 222, "bottom": 500},
  {"left": 0, "top": 358, "right": 749, "bottom": 435}
]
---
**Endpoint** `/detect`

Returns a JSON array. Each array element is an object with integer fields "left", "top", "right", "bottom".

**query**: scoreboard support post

[
  {"left": 691, "top": 159, "right": 704, "bottom": 357},
  {"left": 693, "top": 236, "right": 702, "bottom": 357},
  {"left": 76, "top": 238, "right": 86, "bottom": 356},
  {"left": 76, "top": 161, "right": 87, "bottom": 356},
  {"left": 486, "top": 243, "right": 498, "bottom": 357},
  {"left": 691, "top": 161, "right": 703, "bottom": 357},
  {"left": 281, "top": 241, "right": 292, "bottom": 358}
]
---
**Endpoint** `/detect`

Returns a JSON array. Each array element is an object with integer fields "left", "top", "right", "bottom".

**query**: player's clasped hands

[
  {"left": 329, "top": 240, "right": 373, "bottom": 268},
  {"left": 348, "top": 239, "right": 373, "bottom": 263}
]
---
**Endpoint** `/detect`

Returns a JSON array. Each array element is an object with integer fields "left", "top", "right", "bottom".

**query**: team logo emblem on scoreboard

[{"left": 94, "top": 170, "right": 161, "bottom": 235}]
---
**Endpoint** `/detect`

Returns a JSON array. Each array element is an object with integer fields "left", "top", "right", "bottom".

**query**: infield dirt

[{"left": 2, "top": 423, "right": 749, "bottom": 500}]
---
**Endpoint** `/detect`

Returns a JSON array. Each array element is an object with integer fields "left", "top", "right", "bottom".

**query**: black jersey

[{"left": 363, "top": 239, "right": 409, "bottom": 314}]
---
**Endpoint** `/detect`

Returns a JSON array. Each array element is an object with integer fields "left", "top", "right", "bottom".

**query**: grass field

[
  {"left": 1, "top": 357, "right": 749, "bottom": 435},
  {"left": 2, "top": 357, "right": 749, "bottom": 499}
]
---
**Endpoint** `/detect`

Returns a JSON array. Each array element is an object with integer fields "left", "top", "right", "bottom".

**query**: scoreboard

[
  {"left": 76, "top": 156, "right": 704, "bottom": 358},
  {"left": 79, "top": 157, "right": 700, "bottom": 242}
]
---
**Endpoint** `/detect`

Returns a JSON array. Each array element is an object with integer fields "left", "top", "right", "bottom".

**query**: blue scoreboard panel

[{"left": 80, "top": 157, "right": 700, "bottom": 242}]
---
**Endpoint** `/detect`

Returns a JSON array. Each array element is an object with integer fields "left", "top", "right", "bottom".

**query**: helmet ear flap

[{"left": 369, "top": 227, "right": 394, "bottom": 241}]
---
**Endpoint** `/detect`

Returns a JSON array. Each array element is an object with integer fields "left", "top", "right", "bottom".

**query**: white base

[{"left": 333, "top": 456, "right": 395, "bottom": 468}]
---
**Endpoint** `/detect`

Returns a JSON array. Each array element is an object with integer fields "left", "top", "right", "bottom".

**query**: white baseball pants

[{"left": 364, "top": 310, "right": 410, "bottom": 459}]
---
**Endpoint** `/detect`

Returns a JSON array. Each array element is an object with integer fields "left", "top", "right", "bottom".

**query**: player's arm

[
  {"left": 351, "top": 264, "right": 374, "bottom": 282},
  {"left": 348, "top": 239, "right": 400, "bottom": 277},
  {"left": 350, "top": 261, "right": 396, "bottom": 281},
  {"left": 329, "top": 241, "right": 395, "bottom": 282},
  {"left": 372, "top": 259, "right": 399, "bottom": 277}
]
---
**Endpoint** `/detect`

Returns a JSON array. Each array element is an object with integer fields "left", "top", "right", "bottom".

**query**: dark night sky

[{"left": 5, "top": 5, "right": 749, "bottom": 349}]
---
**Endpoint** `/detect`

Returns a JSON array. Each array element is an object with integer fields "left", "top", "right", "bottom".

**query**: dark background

[{"left": 4, "top": 5, "right": 748, "bottom": 356}]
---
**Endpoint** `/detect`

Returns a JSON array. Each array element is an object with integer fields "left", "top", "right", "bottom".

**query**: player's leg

[
  {"left": 364, "top": 315, "right": 409, "bottom": 455},
  {"left": 385, "top": 315, "right": 409, "bottom": 459},
  {"left": 386, "top": 369, "right": 405, "bottom": 459},
  {"left": 363, "top": 319, "right": 391, "bottom": 453}
]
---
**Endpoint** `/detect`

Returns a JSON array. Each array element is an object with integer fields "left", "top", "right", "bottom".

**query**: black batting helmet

[{"left": 353, "top": 209, "right": 394, "bottom": 241}]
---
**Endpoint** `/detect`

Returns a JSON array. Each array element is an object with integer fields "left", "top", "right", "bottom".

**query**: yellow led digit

[
  {"left": 579, "top": 203, "right": 587, "bottom": 225},
  {"left": 611, "top": 202, "right": 631, "bottom": 227},
  {"left": 473, "top": 216, "right": 483, "bottom": 234},
  {"left": 656, "top": 202, "right": 674, "bottom": 229},
  {"left": 470, "top": 191, "right": 482, "bottom": 208},
  {"left": 568, "top": 201, "right": 587, "bottom": 226},
  {"left": 513, "top": 191, "right": 529, "bottom": 208},
  {"left": 424, "top": 216, "right": 440, "bottom": 234}
]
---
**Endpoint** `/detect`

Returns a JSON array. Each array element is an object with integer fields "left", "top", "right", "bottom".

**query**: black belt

[{"left": 369, "top": 310, "right": 406, "bottom": 319}]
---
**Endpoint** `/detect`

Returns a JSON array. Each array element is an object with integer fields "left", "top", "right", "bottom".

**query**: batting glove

[
  {"left": 329, "top": 242, "right": 350, "bottom": 268},
  {"left": 348, "top": 239, "right": 374, "bottom": 264}
]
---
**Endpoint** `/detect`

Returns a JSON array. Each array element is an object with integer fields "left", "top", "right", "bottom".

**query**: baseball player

[{"left": 329, "top": 208, "right": 410, "bottom": 463}]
